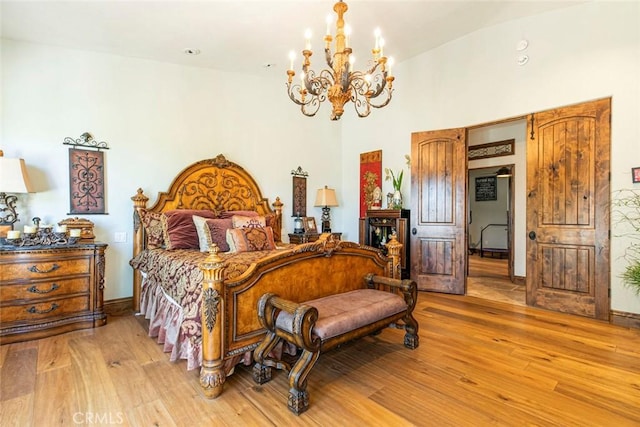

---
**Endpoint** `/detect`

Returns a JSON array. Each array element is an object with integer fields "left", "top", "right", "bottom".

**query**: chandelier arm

[
  {"left": 325, "top": 48, "right": 334, "bottom": 69},
  {"left": 367, "top": 88, "right": 394, "bottom": 109},
  {"left": 304, "top": 70, "right": 334, "bottom": 97},
  {"left": 366, "top": 73, "right": 388, "bottom": 99}
]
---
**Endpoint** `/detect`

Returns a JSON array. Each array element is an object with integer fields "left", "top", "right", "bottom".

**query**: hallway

[{"left": 467, "top": 253, "right": 525, "bottom": 306}]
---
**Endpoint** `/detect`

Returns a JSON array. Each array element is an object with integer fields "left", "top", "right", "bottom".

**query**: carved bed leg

[
  {"left": 199, "top": 244, "right": 226, "bottom": 398},
  {"left": 288, "top": 349, "right": 320, "bottom": 415}
]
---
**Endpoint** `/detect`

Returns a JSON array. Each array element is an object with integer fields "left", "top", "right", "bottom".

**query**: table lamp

[
  {"left": 314, "top": 185, "right": 338, "bottom": 233},
  {"left": 0, "top": 150, "right": 35, "bottom": 230}
]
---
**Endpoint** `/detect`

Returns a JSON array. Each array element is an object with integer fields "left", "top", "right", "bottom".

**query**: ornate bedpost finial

[
  {"left": 131, "top": 188, "right": 149, "bottom": 208},
  {"left": 385, "top": 233, "right": 403, "bottom": 279}
]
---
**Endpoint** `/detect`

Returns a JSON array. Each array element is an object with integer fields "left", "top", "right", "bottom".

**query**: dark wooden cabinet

[
  {"left": 359, "top": 209, "right": 410, "bottom": 278},
  {"left": 0, "top": 243, "right": 107, "bottom": 344}
]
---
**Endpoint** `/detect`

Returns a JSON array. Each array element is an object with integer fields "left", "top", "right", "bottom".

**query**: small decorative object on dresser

[
  {"left": 0, "top": 243, "right": 107, "bottom": 344},
  {"left": 58, "top": 217, "right": 96, "bottom": 242}
]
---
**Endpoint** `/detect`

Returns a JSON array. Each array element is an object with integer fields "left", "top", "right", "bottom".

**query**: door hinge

[{"left": 529, "top": 113, "right": 535, "bottom": 140}]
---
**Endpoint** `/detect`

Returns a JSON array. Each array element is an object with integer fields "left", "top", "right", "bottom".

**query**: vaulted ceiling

[{"left": 1, "top": 1, "right": 582, "bottom": 75}]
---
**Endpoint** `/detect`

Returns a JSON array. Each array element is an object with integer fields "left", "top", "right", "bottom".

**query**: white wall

[
  {"left": 3, "top": 1, "right": 640, "bottom": 315},
  {"left": 341, "top": 1, "right": 640, "bottom": 314},
  {"left": 1, "top": 40, "right": 341, "bottom": 301}
]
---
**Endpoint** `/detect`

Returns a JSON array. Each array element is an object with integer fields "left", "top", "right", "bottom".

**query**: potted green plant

[
  {"left": 613, "top": 189, "right": 640, "bottom": 295},
  {"left": 385, "top": 154, "right": 411, "bottom": 209}
]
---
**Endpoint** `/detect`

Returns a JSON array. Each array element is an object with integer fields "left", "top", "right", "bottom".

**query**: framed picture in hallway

[{"left": 633, "top": 167, "right": 640, "bottom": 183}]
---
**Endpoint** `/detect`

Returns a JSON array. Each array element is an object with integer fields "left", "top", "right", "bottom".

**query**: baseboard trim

[
  {"left": 610, "top": 309, "right": 640, "bottom": 329},
  {"left": 513, "top": 275, "right": 525, "bottom": 285},
  {"left": 104, "top": 297, "right": 134, "bottom": 316}
]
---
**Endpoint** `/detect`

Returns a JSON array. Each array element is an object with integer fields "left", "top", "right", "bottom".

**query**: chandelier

[{"left": 286, "top": 0, "right": 394, "bottom": 120}]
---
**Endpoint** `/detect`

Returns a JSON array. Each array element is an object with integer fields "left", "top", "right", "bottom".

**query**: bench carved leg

[
  {"left": 288, "top": 349, "right": 320, "bottom": 415},
  {"left": 252, "top": 331, "right": 282, "bottom": 384},
  {"left": 403, "top": 313, "right": 420, "bottom": 349}
]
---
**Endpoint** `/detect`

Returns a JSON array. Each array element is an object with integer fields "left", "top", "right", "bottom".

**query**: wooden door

[
  {"left": 526, "top": 98, "right": 610, "bottom": 320},
  {"left": 410, "top": 128, "right": 467, "bottom": 293}
]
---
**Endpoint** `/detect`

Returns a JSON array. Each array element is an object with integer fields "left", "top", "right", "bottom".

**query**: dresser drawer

[
  {"left": 0, "top": 277, "right": 90, "bottom": 302},
  {"left": 2, "top": 295, "right": 90, "bottom": 323},
  {"left": 2, "top": 257, "right": 91, "bottom": 282}
]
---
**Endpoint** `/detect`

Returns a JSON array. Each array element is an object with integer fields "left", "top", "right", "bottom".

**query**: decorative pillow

[
  {"left": 232, "top": 215, "right": 266, "bottom": 229},
  {"left": 192, "top": 215, "right": 232, "bottom": 252},
  {"left": 162, "top": 209, "right": 217, "bottom": 250},
  {"left": 226, "top": 226, "right": 276, "bottom": 253},
  {"left": 219, "top": 210, "right": 259, "bottom": 219},
  {"left": 139, "top": 209, "right": 164, "bottom": 249}
]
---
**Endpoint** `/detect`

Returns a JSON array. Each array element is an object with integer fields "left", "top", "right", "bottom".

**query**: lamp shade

[
  {"left": 0, "top": 151, "right": 35, "bottom": 193},
  {"left": 314, "top": 185, "right": 338, "bottom": 207}
]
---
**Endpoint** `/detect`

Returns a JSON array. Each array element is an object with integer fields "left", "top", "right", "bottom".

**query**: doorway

[
  {"left": 410, "top": 98, "right": 610, "bottom": 320},
  {"left": 467, "top": 164, "right": 524, "bottom": 306}
]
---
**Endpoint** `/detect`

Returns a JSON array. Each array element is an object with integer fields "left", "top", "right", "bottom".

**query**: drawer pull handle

[
  {"left": 27, "top": 284, "right": 60, "bottom": 294},
  {"left": 27, "top": 303, "right": 59, "bottom": 314},
  {"left": 28, "top": 263, "right": 60, "bottom": 274}
]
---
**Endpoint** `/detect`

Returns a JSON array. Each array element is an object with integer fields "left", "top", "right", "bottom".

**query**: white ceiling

[{"left": 1, "top": 1, "right": 583, "bottom": 75}]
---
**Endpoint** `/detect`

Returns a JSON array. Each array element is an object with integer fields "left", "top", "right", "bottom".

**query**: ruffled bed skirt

[
  {"left": 139, "top": 276, "right": 204, "bottom": 370},
  {"left": 138, "top": 275, "right": 283, "bottom": 373}
]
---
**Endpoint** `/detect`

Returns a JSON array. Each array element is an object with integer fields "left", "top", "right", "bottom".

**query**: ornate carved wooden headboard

[{"left": 131, "top": 154, "right": 283, "bottom": 309}]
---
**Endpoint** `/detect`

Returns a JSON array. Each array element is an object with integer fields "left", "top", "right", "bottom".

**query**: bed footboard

[{"left": 196, "top": 235, "right": 403, "bottom": 398}]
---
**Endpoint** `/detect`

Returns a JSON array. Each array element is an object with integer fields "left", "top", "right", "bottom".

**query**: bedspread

[{"left": 129, "top": 248, "right": 277, "bottom": 369}]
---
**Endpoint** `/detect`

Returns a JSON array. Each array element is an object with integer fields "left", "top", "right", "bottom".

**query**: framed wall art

[
  {"left": 475, "top": 176, "right": 497, "bottom": 201},
  {"left": 64, "top": 132, "right": 109, "bottom": 214},
  {"left": 291, "top": 166, "right": 308, "bottom": 217},
  {"left": 633, "top": 167, "right": 640, "bottom": 183},
  {"left": 468, "top": 139, "right": 515, "bottom": 160},
  {"left": 360, "top": 149, "right": 382, "bottom": 218}
]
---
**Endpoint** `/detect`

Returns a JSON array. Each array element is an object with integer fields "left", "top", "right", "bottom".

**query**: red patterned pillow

[
  {"left": 139, "top": 209, "right": 165, "bottom": 249},
  {"left": 226, "top": 226, "right": 276, "bottom": 253},
  {"left": 192, "top": 215, "right": 232, "bottom": 252},
  {"left": 162, "top": 209, "right": 217, "bottom": 250}
]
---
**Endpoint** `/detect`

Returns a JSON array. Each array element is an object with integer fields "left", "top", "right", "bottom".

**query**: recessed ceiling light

[
  {"left": 183, "top": 48, "right": 201, "bottom": 55},
  {"left": 516, "top": 40, "right": 529, "bottom": 51}
]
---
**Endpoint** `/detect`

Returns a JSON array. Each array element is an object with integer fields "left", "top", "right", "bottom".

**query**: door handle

[
  {"left": 528, "top": 231, "right": 536, "bottom": 240},
  {"left": 411, "top": 228, "right": 417, "bottom": 235}
]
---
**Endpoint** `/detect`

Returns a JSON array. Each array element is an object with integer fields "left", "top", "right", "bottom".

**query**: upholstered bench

[{"left": 252, "top": 273, "right": 419, "bottom": 415}]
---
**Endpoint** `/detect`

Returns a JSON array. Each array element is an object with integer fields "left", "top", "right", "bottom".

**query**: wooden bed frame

[{"left": 130, "top": 154, "right": 401, "bottom": 398}]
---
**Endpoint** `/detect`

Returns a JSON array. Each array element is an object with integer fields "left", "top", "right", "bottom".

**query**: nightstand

[
  {"left": 288, "top": 232, "right": 342, "bottom": 244},
  {"left": 0, "top": 243, "right": 107, "bottom": 344}
]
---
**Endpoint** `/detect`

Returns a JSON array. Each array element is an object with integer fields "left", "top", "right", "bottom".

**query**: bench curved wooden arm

[{"left": 257, "top": 293, "right": 321, "bottom": 353}]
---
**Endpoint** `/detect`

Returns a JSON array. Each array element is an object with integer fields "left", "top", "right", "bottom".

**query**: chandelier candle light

[{"left": 286, "top": 0, "right": 394, "bottom": 120}]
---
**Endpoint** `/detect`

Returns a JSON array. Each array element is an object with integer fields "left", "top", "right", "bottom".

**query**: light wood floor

[
  {"left": 2, "top": 292, "right": 640, "bottom": 426},
  {"left": 467, "top": 253, "right": 525, "bottom": 306}
]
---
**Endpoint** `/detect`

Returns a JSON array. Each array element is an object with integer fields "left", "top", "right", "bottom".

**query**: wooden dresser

[{"left": 0, "top": 243, "right": 107, "bottom": 344}]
